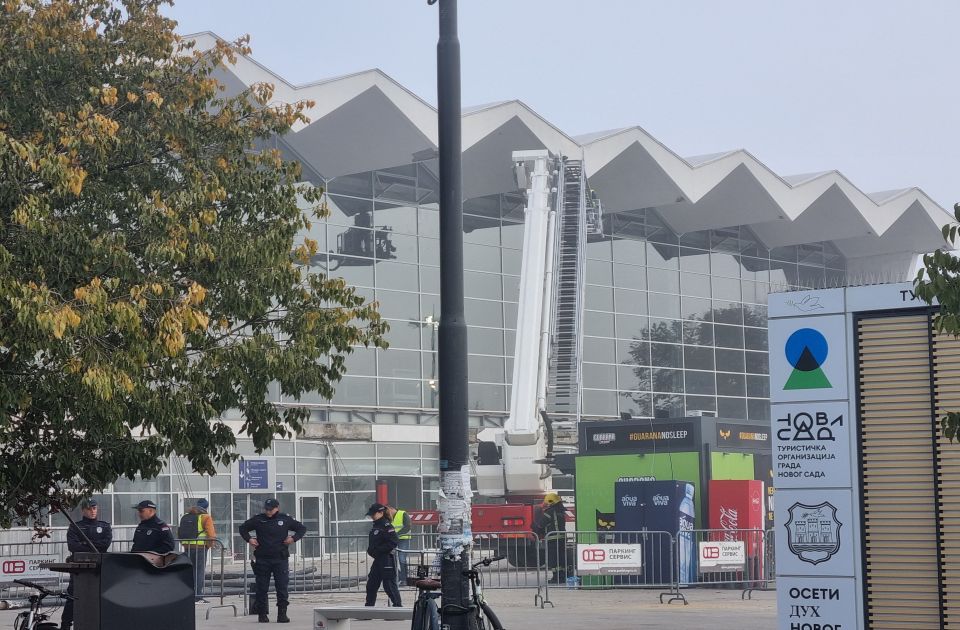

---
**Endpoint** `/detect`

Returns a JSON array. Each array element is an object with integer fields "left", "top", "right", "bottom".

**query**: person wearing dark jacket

[
  {"left": 239, "top": 498, "right": 307, "bottom": 624},
  {"left": 533, "top": 493, "right": 570, "bottom": 584},
  {"left": 60, "top": 499, "right": 112, "bottom": 630},
  {"left": 130, "top": 500, "right": 175, "bottom": 554},
  {"left": 364, "top": 503, "right": 402, "bottom": 607}
]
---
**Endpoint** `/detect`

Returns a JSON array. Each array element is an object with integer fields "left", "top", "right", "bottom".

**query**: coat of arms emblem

[{"left": 785, "top": 501, "right": 841, "bottom": 565}]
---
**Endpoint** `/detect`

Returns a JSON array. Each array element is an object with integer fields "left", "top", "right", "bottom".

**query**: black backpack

[{"left": 177, "top": 512, "right": 202, "bottom": 540}]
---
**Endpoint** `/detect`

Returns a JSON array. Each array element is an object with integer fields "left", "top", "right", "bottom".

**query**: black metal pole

[{"left": 434, "top": 0, "right": 473, "bottom": 628}]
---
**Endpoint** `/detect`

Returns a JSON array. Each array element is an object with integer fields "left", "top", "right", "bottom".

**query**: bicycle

[
  {"left": 409, "top": 555, "right": 505, "bottom": 630},
  {"left": 11, "top": 579, "right": 70, "bottom": 630}
]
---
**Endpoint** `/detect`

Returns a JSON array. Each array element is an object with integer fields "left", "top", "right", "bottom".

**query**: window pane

[
  {"left": 681, "top": 296, "right": 713, "bottom": 321},
  {"left": 747, "top": 375, "right": 770, "bottom": 398},
  {"left": 586, "top": 285, "right": 614, "bottom": 311},
  {"left": 617, "top": 315, "right": 650, "bottom": 339},
  {"left": 647, "top": 243, "right": 679, "bottom": 268},
  {"left": 717, "top": 372, "right": 746, "bottom": 397},
  {"left": 651, "top": 343, "right": 683, "bottom": 368},
  {"left": 648, "top": 293, "right": 680, "bottom": 319},
  {"left": 683, "top": 321, "right": 714, "bottom": 346},
  {"left": 465, "top": 271, "right": 503, "bottom": 300},
  {"left": 679, "top": 248, "right": 711, "bottom": 274},
  {"left": 502, "top": 275, "right": 520, "bottom": 302},
  {"left": 344, "top": 347, "right": 376, "bottom": 376},
  {"left": 648, "top": 318, "right": 682, "bottom": 343},
  {"left": 465, "top": 299, "right": 503, "bottom": 327},
  {"left": 745, "top": 327, "right": 768, "bottom": 351},
  {"left": 467, "top": 327, "right": 504, "bottom": 355},
  {"left": 583, "top": 337, "right": 617, "bottom": 364},
  {"left": 748, "top": 399, "right": 771, "bottom": 420},
  {"left": 332, "top": 376, "right": 377, "bottom": 405},
  {"left": 619, "top": 391, "right": 652, "bottom": 418},
  {"left": 685, "top": 370, "right": 716, "bottom": 395},
  {"left": 585, "top": 310, "right": 615, "bottom": 337},
  {"left": 711, "top": 252, "right": 741, "bottom": 278},
  {"left": 652, "top": 368, "right": 683, "bottom": 393},
  {"left": 612, "top": 238, "right": 646, "bottom": 264},
  {"left": 716, "top": 348, "right": 745, "bottom": 373},
  {"left": 715, "top": 324, "right": 744, "bottom": 349},
  {"left": 618, "top": 365, "right": 651, "bottom": 391},
  {"left": 744, "top": 305, "right": 767, "bottom": 328},
  {"left": 583, "top": 363, "right": 617, "bottom": 389},
  {"left": 463, "top": 216, "right": 500, "bottom": 245},
  {"left": 464, "top": 243, "right": 501, "bottom": 272},
  {"left": 613, "top": 263, "right": 646, "bottom": 291},
  {"left": 469, "top": 354, "right": 506, "bottom": 383},
  {"left": 684, "top": 346, "right": 715, "bottom": 371},
  {"left": 685, "top": 395, "right": 716, "bottom": 413},
  {"left": 718, "top": 397, "right": 747, "bottom": 419},
  {"left": 746, "top": 351, "right": 769, "bottom": 375},
  {"left": 469, "top": 383, "right": 506, "bottom": 411},
  {"left": 713, "top": 301, "right": 743, "bottom": 325},
  {"left": 419, "top": 208, "right": 439, "bottom": 238},
  {"left": 378, "top": 378, "right": 422, "bottom": 407},
  {"left": 586, "top": 238, "right": 612, "bottom": 261},
  {"left": 379, "top": 349, "right": 422, "bottom": 379},
  {"left": 377, "top": 290, "right": 420, "bottom": 320},
  {"left": 681, "top": 272, "right": 712, "bottom": 298},
  {"left": 619, "top": 339, "right": 650, "bottom": 365},
  {"left": 614, "top": 288, "right": 647, "bottom": 315},
  {"left": 376, "top": 261, "right": 419, "bottom": 292},
  {"left": 654, "top": 394, "right": 684, "bottom": 418},
  {"left": 384, "top": 318, "right": 422, "bottom": 349},
  {"left": 586, "top": 259, "right": 613, "bottom": 285},
  {"left": 501, "top": 248, "right": 522, "bottom": 275},
  {"left": 501, "top": 220, "right": 524, "bottom": 249},
  {"left": 648, "top": 268, "right": 680, "bottom": 294},
  {"left": 712, "top": 276, "right": 742, "bottom": 302},
  {"left": 582, "top": 389, "right": 618, "bottom": 416}
]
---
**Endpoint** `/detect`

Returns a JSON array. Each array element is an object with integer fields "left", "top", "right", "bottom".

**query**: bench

[{"left": 314, "top": 606, "right": 413, "bottom": 629}]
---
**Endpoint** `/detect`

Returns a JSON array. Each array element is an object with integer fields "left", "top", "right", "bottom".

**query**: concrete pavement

[{"left": 0, "top": 587, "right": 774, "bottom": 629}]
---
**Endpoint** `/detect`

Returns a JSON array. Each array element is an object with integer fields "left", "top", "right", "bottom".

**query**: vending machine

[{"left": 614, "top": 480, "right": 696, "bottom": 585}]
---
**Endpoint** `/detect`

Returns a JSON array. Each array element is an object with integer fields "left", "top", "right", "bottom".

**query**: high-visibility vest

[
  {"left": 392, "top": 509, "right": 412, "bottom": 540},
  {"left": 180, "top": 513, "right": 208, "bottom": 546}
]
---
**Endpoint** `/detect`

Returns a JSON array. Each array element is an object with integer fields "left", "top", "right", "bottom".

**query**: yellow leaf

[{"left": 100, "top": 86, "right": 118, "bottom": 107}]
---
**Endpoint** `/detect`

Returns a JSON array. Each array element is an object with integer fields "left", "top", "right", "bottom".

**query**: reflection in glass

[
  {"left": 684, "top": 346, "right": 714, "bottom": 371},
  {"left": 616, "top": 314, "right": 648, "bottom": 341},
  {"left": 648, "top": 268, "right": 680, "bottom": 294},
  {"left": 585, "top": 310, "right": 615, "bottom": 337},
  {"left": 716, "top": 348, "right": 745, "bottom": 373},
  {"left": 717, "top": 372, "right": 746, "bottom": 397},
  {"left": 378, "top": 378, "right": 422, "bottom": 407},
  {"left": 619, "top": 391, "right": 652, "bottom": 418},
  {"left": 583, "top": 363, "right": 617, "bottom": 389},
  {"left": 615, "top": 288, "right": 647, "bottom": 316},
  {"left": 614, "top": 263, "right": 646, "bottom": 291},
  {"left": 648, "top": 293, "right": 681, "bottom": 319},
  {"left": 584, "top": 337, "right": 617, "bottom": 364},
  {"left": 586, "top": 285, "right": 615, "bottom": 311},
  {"left": 679, "top": 248, "right": 711, "bottom": 274},
  {"left": 648, "top": 318, "right": 682, "bottom": 343},
  {"left": 718, "top": 397, "right": 747, "bottom": 419},
  {"left": 582, "top": 389, "right": 618, "bottom": 416},
  {"left": 653, "top": 368, "right": 683, "bottom": 393},
  {"left": 685, "top": 370, "right": 716, "bottom": 395},
  {"left": 378, "top": 349, "right": 423, "bottom": 380},
  {"left": 651, "top": 343, "right": 683, "bottom": 368},
  {"left": 465, "top": 299, "right": 503, "bottom": 327},
  {"left": 586, "top": 259, "right": 614, "bottom": 285}
]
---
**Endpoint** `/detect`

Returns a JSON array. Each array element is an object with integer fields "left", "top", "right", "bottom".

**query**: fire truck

[{"left": 407, "top": 150, "right": 599, "bottom": 564}]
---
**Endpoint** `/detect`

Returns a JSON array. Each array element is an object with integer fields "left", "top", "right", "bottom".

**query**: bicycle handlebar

[
  {"left": 13, "top": 579, "right": 53, "bottom": 594},
  {"left": 471, "top": 554, "right": 506, "bottom": 570}
]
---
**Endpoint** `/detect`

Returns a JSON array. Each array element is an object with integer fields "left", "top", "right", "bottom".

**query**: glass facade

[{"left": 294, "top": 164, "right": 846, "bottom": 425}]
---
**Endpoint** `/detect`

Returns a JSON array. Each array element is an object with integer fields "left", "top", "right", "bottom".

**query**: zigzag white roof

[{"left": 191, "top": 32, "right": 951, "bottom": 260}]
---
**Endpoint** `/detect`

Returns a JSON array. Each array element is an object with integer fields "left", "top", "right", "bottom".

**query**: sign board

[
  {"left": 232, "top": 456, "right": 277, "bottom": 493},
  {"left": 715, "top": 423, "right": 769, "bottom": 450},
  {"left": 772, "top": 401, "right": 851, "bottom": 488},
  {"left": 580, "top": 420, "right": 698, "bottom": 454},
  {"left": 1, "top": 555, "right": 57, "bottom": 580},
  {"left": 777, "top": 576, "right": 859, "bottom": 630},
  {"left": 768, "top": 315, "right": 848, "bottom": 403},
  {"left": 698, "top": 541, "right": 745, "bottom": 573},
  {"left": 575, "top": 544, "right": 643, "bottom": 575}
]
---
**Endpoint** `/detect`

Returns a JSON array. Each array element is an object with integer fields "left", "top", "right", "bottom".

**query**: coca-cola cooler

[{"left": 708, "top": 479, "right": 765, "bottom": 581}]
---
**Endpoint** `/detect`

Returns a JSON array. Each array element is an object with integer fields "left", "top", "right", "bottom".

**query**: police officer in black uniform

[
  {"left": 60, "top": 499, "right": 111, "bottom": 630},
  {"left": 364, "top": 503, "right": 402, "bottom": 607},
  {"left": 130, "top": 500, "right": 175, "bottom": 554},
  {"left": 239, "top": 498, "right": 307, "bottom": 624}
]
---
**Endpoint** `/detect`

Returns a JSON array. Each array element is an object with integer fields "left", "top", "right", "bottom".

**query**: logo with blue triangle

[{"left": 784, "top": 328, "right": 831, "bottom": 390}]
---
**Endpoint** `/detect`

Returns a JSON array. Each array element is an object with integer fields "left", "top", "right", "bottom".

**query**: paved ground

[{"left": 0, "top": 587, "right": 775, "bottom": 628}]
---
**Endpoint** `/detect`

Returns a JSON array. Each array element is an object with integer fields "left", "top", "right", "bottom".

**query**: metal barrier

[
  {"left": 536, "top": 530, "right": 684, "bottom": 609},
  {"left": 681, "top": 529, "right": 769, "bottom": 595},
  {"left": 742, "top": 529, "right": 776, "bottom": 600}
]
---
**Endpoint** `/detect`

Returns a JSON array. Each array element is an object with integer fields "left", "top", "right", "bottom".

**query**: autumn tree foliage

[{"left": 0, "top": 0, "right": 386, "bottom": 527}]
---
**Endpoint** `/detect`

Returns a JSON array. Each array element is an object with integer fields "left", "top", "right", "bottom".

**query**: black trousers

[
  {"left": 253, "top": 556, "right": 289, "bottom": 614},
  {"left": 365, "top": 555, "right": 402, "bottom": 607},
  {"left": 60, "top": 576, "right": 76, "bottom": 627}
]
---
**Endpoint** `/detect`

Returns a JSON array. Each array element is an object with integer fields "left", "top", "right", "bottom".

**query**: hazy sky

[{"left": 164, "top": 0, "right": 958, "bottom": 209}]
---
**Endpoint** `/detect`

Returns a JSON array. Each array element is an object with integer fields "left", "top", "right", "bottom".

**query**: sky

[{"left": 164, "top": 0, "right": 958, "bottom": 210}]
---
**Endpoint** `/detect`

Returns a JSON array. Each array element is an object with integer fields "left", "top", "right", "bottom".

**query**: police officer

[
  {"left": 60, "top": 499, "right": 111, "bottom": 630},
  {"left": 239, "top": 498, "right": 306, "bottom": 624},
  {"left": 130, "top": 500, "right": 175, "bottom": 554},
  {"left": 364, "top": 503, "right": 402, "bottom": 608}
]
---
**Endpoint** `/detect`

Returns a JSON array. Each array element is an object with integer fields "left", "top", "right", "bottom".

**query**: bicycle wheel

[
  {"left": 479, "top": 601, "right": 504, "bottom": 630},
  {"left": 412, "top": 594, "right": 441, "bottom": 630}
]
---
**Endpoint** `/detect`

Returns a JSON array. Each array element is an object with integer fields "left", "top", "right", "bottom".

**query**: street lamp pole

[{"left": 432, "top": 0, "right": 474, "bottom": 628}]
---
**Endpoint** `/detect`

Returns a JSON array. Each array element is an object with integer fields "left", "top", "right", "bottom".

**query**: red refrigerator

[{"left": 707, "top": 480, "right": 765, "bottom": 581}]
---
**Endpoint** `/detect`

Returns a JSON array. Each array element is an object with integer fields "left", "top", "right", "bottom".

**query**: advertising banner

[
  {"left": 576, "top": 544, "right": 643, "bottom": 575},
  {"left": 0, "top": 555, "right": 57, "bottom": 580},
  {"left": 698, "top": 541, "right": 745, "bottom": 573}
]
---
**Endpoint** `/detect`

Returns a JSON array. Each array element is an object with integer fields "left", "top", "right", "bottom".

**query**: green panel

[
  {"left": 710, "top": 452, "right": 755, "bottom": 480},
  {"left": 575, "top": 452, "right": 702, "bottom": 531}
]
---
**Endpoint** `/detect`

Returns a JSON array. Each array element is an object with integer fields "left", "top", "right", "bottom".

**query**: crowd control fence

[{"left": 536, "top": 530, "right": 685, "bottom": 609}]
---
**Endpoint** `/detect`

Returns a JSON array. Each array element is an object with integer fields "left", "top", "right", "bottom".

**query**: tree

[
  {"left": 915, "top": 202, "right": 960, "bottom": 440},
  {"left": 0, "top": 0, "right": 386, "bottom": 529}
]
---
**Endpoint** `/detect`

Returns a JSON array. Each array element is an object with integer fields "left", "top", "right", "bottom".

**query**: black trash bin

[{"left": 66, "top": 552, "right": 195, "bottom": 630}]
